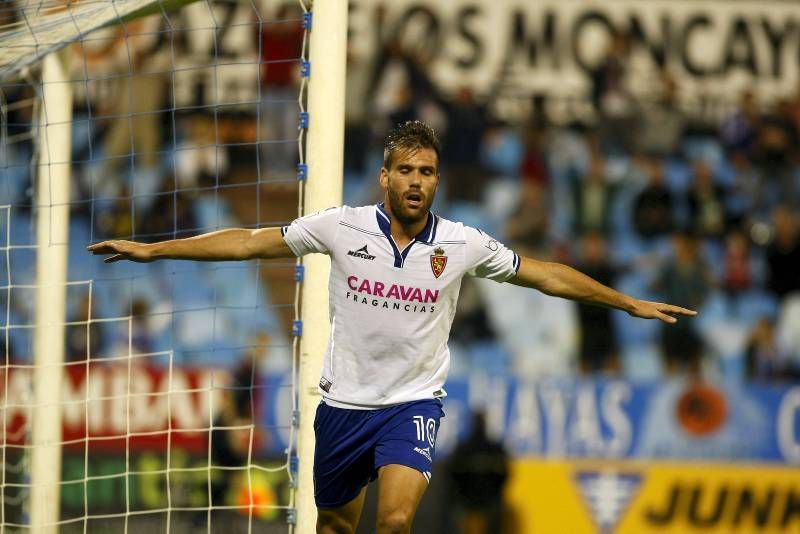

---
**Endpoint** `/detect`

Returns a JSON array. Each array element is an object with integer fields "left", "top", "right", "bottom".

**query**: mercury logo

[{"left": 347, "top": 244, "right": 376, "bottom": 260}]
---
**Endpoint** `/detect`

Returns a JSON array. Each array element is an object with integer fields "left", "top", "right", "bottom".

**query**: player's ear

[{"left": 379, "top": 167, "right": 389, "bottom": 190}]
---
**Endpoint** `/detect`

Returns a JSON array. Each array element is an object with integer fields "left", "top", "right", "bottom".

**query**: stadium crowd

[
  {"left": 340, "top": 34, "right": 800, "bottom": 385},
  {"left": 2, "top": 11, "right": 799, "bottom": 387}
]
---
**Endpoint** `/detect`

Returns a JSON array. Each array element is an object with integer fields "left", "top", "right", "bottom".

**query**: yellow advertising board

[{"left": 505, "top": 459, "right": 800, "bottom": 534}]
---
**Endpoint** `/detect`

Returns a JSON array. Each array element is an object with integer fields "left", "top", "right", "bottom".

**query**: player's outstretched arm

[
  {"left": 508, "top": 256, "right": 697, "bottom": 324},
  {"left": 87, "top": 227, "right": 294, "bottom": 263}
]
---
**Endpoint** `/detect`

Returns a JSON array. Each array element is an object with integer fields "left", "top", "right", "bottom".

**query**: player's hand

[
  {"left": 627, "top": 300, "right": 697, "bottom": 324},
  {"left": 86, "top": 240, "right": 153, "bottom": 263}
]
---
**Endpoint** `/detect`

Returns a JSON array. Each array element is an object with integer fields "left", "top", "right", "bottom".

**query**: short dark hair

[{"left": 383, "top": 120, "right": 441, "bottom": 170}]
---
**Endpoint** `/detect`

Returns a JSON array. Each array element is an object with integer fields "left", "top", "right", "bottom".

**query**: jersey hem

[{"left": 320, "top": 391, "right": 447, "bottom": 410}]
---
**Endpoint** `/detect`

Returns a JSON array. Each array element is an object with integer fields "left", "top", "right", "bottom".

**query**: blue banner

[{"left": 259, "top": 374, "right": 800, "bottom": 463}]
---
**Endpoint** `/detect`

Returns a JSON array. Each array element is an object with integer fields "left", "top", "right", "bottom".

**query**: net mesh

[{"left": 0, "top": 0, "right": 310, "bottom": 531}]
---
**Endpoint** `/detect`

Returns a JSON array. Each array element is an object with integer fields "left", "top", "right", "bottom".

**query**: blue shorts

[{"left": 313, "top": 399, "right": 444, "bottom": 509}]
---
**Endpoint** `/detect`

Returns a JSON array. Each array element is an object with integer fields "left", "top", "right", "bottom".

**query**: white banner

[
  {"left": 348, "top": 0, "right": 800, "bottom": 122},
  {"left": 68, "top": 0, "right": 800, "bottom": 122}
]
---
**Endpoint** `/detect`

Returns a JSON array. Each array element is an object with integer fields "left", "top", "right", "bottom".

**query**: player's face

[{"left": 380, "top": 147, "right": 439, "bottom": 225}]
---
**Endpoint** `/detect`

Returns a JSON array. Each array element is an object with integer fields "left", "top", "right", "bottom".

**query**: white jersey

[{"left": 281, "top": 204, "right": 520, "bottom": 409}]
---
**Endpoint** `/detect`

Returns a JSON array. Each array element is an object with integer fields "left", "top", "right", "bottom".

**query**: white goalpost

[
  {"left": 0, "top": 0, "right": 346, "bottom": 531},
  {"left": 295, "top": 1, "right": 346, "bottom": 531},
  {"left": 31, "top": 47, "right": 72, "bottom": 534}
]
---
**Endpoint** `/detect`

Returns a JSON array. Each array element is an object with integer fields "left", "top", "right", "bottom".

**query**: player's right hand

[{"left": 86, "top": 240, "right": 153, "bottom": 263}]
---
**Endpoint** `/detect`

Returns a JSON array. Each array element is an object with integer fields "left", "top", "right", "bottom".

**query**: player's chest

[{"left": 334, "top": 233, "right": 462, "bottom": 284}]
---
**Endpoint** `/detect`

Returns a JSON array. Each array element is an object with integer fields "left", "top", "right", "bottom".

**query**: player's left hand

[{"left": 627, "top": 300, "right": 697, "bottom": 324}]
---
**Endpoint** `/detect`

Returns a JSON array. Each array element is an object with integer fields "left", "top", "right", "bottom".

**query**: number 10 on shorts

[{"left": 412, "top": 415, "right": 437, "bottom": 447}]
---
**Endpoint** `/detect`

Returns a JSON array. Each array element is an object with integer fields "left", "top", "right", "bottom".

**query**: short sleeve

[
  {"left": 281, "top": 207, "right": 342, "bottom": 256},
  {"left": 464, "top": 226, "right": 520, "bottom": 282}
]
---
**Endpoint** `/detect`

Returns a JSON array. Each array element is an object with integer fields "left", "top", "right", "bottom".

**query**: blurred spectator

[
  {"left": 230, "top": 332, "right": 269, "bottom": 422},
  {"left": 129, "top": 298, "right": 155, "bottom": 355},
  {"left": 370, "top": 40, "right": 417, "bottom": 129},
  {"left": 590, "top": 32, "right": 629, "bottom": 113},
  {"left": 218, "top": 115, "right": 259, "bottom": 172},
  {"left": 722, "top": 230, "right": 756, "bottom": 296},
  {"left": 138, "top": 175, "right": 198, "bottom": 240},
  {"left": 505, "top": 181, "right": 551, "bottom": 256},
  {"left": 520, "top": 123, "right": 551, "bottom": 187},
  {"left": 210, "top": 333, "right": 269, "bottom": 510},
  {"left": 96, "top": 16, "right": 169, "bottom": 214},
  {"left": 344, "top": 44, "right": 374, "bottom": 174},
  {"left": 107, "top": 298, "right": 156, "bottom": 359},
  {"left": 440, "top": 86, "right": 490, "bottom": 204},
  {"left": 448, "top": 411, "right": 509, "bottom": 534},
  {"left": 95, "top": 185, "right": 134, "bottom": 239},
  {"left": 745, "top": 317, "right": 788, "bottom": 382},
  {"left": 102, "top": 67, "right": 166, "bottom": 174},
  {"left": 0, "top": 84, "right": 34, "bottom": 207},
  {"left": 210, "top": 389, "right": 250, "bottom": 510},
  {"left": 570, "top": 153, "right": 617, "bottom": 237},
  {"left": 754, "top": 99, "right": 798, "bottom": 186},
  {"left": 686, "top": 161, "right": 728, "bottom": 239},
  {"left": 66, "top": 291, "right": 103, "bottom": 362},
  {"left": 786, "top": 88, "right": 800, "bottom": 134},
  {"left": 653, "top": 231, "right": 713, "bottom": 375},
  {"left": 632, "top": 157, "right": 674, "bottom": 240},
  {"left": 766, "top": 205, "right": 800, "bottom": 299},
  {"left": 575, "top": 233, "right": 620, "bottom": 374},
  {"left": 727, "top": 149, "right": 771, "bottom": 223},
  {"left": 590, "top": 31, "right": 638, "bottom": 154},
  {"left": 390, "top": 46, "right": 492, "bottom": 201},
  {"left": 721, "top": 89, "right": 760, "bottom": 156},
  {"left": 175, "top": 114, "right": 229, "bottom": 189},
  {"left": 258, "top": 2, "right": 304, "bottom": 175},
  {"left": 450, "top": 278, "right": 496, "bottom": 347},
  {"left": 480, "top": 122, "right": 524, "bottom": 178},
  {"left": 636, "top": 69, "right": 685, "bottom": 158}
]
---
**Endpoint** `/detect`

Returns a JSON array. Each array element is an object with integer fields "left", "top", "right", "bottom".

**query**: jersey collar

[
  {"left": 375, "top": 202, "right": 437, "bottom": 245},
  {"left": 375, "top": 203, "right": 438, "bottom": 268}
]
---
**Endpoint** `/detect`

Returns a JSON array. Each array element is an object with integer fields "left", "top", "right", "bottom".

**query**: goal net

[{"left": 0, "top": 0, "right": 334, "bottom": 531}]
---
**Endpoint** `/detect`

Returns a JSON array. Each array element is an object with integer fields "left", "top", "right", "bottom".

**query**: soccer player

[{"left": 88, "top": 120, "right": 696, "bottom": 534}]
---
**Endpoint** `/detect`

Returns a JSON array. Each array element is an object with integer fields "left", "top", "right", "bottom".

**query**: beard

[{"left": 387, "top": 184, "right": 433, "bottom": 225}]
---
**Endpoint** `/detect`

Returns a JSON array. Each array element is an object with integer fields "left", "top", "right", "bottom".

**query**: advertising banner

[
  {"left": 70, "top": 0, "right": 800, "bottom": 122},
  {"left": 435, "top": 376, "right": 800, "bottom": 463},
  {"left": 3, "top": 366, "right": 800, "bottom": 463},
  {"left": 1, "top": 363, "right": 225, "bottom": 452},
  {"left": 506, "top": 459, "right": 800, "bottom": 534},
  {"left": 348, "top": 0, "right": 800, "bottom": 115}
]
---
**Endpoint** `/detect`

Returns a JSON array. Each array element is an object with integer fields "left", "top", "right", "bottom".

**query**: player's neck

[{"left": 383, "top": 203, "right": 429, "bottom": 249}]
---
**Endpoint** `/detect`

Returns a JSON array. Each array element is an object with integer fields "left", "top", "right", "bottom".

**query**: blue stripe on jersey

[
  {"left": 375, "top": 203, "right": 438, "bottom": 268},
  {"left": 376, "top": 207, "right": 404, "bottom": 267},
  {"left": 513, "top": 253, "right": 521, "bottom": 273},
  {"left": 426, "top": 215, "right": 438, "bottom": 243},
  {"left": 281, "top": 226, "right": 288, "bottom": 237}
]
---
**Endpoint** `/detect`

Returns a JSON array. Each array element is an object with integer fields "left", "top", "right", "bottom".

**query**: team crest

[{"left": 430, "top": 247, "right": 447, "bottom": 278}]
